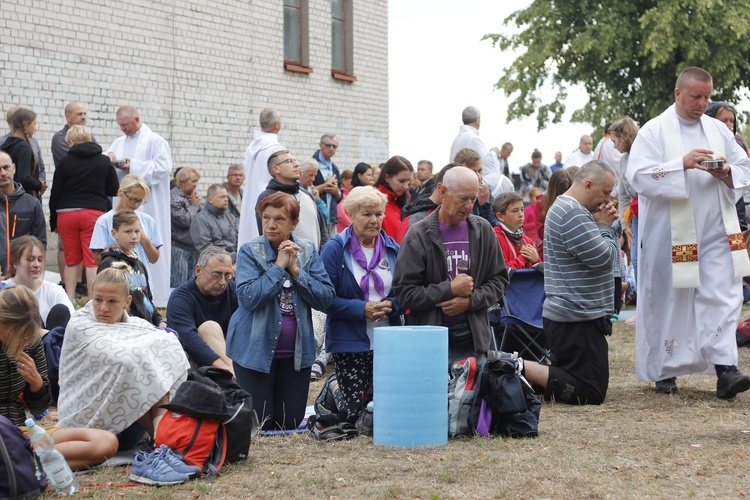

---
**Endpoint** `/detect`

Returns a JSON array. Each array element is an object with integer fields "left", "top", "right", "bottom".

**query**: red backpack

[
  {"left": 155, "top": 380, "right": 229, "bottom": 476},
  {"left": 155, "top": 412, "right": 226, "bottom": 476}
]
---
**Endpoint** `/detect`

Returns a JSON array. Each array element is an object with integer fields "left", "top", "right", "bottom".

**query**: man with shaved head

[
  {"left": 106, "top": 106, "right": 173, "bottom": 306},
  {"left": 394, "top": 166, "right": 508, "bottom": 363},
  {"left": 52, "top": 102, "right": 95, "bottom": 166},
  {"left": 626, "top": 67, "right": 750, "bottom": 398}
]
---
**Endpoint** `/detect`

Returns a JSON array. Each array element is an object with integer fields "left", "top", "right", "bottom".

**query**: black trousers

[
  {"left": 234, "top": 358, "right": 311, "bottom": 431},
  {"left": 544, "top": 316, "right": 610, "bottom": 405}
]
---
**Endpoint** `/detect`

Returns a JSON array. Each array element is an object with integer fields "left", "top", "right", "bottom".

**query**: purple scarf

[{"left": 348, "top": 230, "right": 386, "bottom": 300}]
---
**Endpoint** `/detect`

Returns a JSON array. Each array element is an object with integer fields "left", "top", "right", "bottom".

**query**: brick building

[{"left": 0, "top": 0, "right": 389, "bottom": 196}]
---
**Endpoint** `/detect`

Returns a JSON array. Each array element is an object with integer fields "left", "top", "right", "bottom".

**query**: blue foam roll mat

[{"left": 373, "top": 325, "right": 448, "bottom": 447}]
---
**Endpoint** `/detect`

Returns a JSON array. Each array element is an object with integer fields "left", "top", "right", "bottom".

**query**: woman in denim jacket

[
  {"left": 320, "top": 186, "right": 402, "bottom": 426},
  {"left": 227, "top": 193, "right": 334, "bottom": 431}
]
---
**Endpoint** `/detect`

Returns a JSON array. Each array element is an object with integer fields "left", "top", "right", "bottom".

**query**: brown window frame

[{"left": 284, "top": 0, "right": 312, "bottom": 73}]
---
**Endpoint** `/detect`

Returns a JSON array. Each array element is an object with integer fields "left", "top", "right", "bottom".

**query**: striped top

[
  {"left": 0, "top": 340, "right": 50, "bottom": 425},
  {"left": 542, "top": 195, "right": 618, "bottom": 322}
]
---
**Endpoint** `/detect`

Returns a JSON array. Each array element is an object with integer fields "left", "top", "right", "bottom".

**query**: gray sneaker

[
  {"left": 129, "top": 451, "right": 189, "bottom": 486},
  {"left": 153, "top": 445, "right": 202, "bottom": 479}
]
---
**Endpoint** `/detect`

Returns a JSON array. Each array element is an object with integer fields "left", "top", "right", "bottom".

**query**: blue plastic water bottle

[{"left": 25, "top": 418, "right": 79, "bottom": 495}]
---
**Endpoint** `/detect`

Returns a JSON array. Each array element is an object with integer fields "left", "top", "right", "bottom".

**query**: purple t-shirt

[
  {"left": 275, "top": 279, "right": 296, "bottom": 358},
  {"left": 439, "top": 220, "right": 470, "bottom": 327}
]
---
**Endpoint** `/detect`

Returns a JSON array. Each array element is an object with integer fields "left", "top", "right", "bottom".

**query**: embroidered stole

[{"left": 660, "top": 109, "right": 750, "bottom": 288}]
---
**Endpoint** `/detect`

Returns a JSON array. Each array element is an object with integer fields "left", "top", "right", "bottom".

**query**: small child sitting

[
  {"left": 493, "top": 192, "right": 540, "bottom": 269},
  {"left": 97, "top": 210, "right": 165, "bottom": 327}
]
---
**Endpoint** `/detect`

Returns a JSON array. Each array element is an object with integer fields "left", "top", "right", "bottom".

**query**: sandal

[{"left": 310, "top": 422, "right": 358, "bottom": 441}]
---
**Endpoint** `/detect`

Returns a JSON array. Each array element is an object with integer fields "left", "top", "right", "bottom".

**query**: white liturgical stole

[{"left": 660, "top": 108, "right": 750, "bottom": 288}]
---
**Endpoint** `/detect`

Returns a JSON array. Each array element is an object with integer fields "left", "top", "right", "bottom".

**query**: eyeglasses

[
  {"left": 273, "top": 157, "right": 298, "bottom": 167},
  {"left": 321, "top": 143, "right": 338, "bottom": 149},
  {"left": 208, "top": 271, "right": 235, "bottom": 282},
  {"left": 123, "top": 192, "right": 147, "bottom": 205}
]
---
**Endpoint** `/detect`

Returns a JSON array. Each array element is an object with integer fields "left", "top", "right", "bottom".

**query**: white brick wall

[{"left": 1, "top": 0, "right": 389, "bottom": 199}]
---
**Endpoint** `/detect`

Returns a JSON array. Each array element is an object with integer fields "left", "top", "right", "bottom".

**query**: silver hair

[
  {"left": 196, "top": 246, "right": 231, "bottom": 268},
  {"left": 462, "top": 106, "right": 480, "bottom": 125},
  {"left": 300, "top": 158, "right": 318, "bottom": 172},
  {"left": 343, "top": 186, "right": 388, "bottom": 217},
  {"left": 227, "top": 163, "right": 243, "bottom": 175},
  {"left": 259, "top": 108, "right": 280, "bottom": 131}
]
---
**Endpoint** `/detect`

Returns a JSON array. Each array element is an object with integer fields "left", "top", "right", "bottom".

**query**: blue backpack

[{"left": 0, "top": 415, "right": 47, "bottom": 498}]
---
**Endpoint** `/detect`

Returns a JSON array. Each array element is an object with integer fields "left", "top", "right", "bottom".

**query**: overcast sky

[{"left": 388, "top": 0, "right": 593, "bottom": 174}]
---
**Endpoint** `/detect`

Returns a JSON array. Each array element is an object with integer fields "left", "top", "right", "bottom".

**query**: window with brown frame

[
  {"left": 331, "top": 0, "right": 355, "bottom": 80},
  {"left": 284, "top": 0, "right": 311, "bottom": 73}
]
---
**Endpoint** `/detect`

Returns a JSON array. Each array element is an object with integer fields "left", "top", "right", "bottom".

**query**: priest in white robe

[
  {"left": 627, "top": 67, "right": 750, "bottom": 399},
  {"left": 237, "top": 108, "right": 285, "bottom": 245},
  {"left": 105, "top": 106, "right": 173, "bottom": 307}
]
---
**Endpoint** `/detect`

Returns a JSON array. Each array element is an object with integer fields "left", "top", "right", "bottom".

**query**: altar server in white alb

[
  {"left": 237, "top": 108, "right": 285, "bottom": 245},
  {"left": 627, "top": 67, "right": 750, "bottom": 398},
  {"left": 106, "top": 106, "right": 173, "bottom": 307}
]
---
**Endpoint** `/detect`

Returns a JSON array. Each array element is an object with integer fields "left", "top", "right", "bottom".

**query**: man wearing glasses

[
  {"left": 255, "top": 150, "right": 329, "bottom": 251},
  {"left": 167, "top": 246, "right": 238, "bottom": 376},
  {"left": 223, "top": 164, "right": 245, "bottom": 219},
  {"left": 312, "top": 134, "right": 343, "bottom": 236}
]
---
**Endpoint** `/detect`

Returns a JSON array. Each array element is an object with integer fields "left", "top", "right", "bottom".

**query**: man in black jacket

[
  {"left": 393, "top": 166, "right": 508, "bottom": 363},
  {"left": 0, "top": 151, "right": 46, "bottom": 272},
  {"left": 255, "top": 150, "right": 328, "bottom": 251}
]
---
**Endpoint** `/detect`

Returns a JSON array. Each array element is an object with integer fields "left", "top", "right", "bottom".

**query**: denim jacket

[{"left": 226, "top": 235, "right": 334, "bottom": 373}]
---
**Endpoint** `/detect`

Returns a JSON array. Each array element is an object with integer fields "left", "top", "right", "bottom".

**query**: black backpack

[
  {"left": 0, "top": 415, "right": 47, "bottom": 498},
  {"left": 188, "top": 367, "right": 258, "bottom": 462},
  {"left": 307, "top": 373, "right": 357, "bottom": 440},
  {"left": 472, "top": 353, "right": 541, "bottom": 438}
]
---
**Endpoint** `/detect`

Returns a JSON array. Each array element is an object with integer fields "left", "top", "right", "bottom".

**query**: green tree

[{"left": 485, "top": 0, "right": 750, "bottom": 130}]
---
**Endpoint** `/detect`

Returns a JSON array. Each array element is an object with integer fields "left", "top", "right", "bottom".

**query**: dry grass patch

[{"left": 72, "top": 313, "right": 750, "bottom": 498}]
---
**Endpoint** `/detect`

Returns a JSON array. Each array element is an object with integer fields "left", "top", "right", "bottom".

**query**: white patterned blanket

[{"left": 57, "top": 301, "right": 189, "bottom": 434}]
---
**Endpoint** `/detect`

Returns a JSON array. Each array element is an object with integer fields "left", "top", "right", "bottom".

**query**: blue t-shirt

[{"left": 89, "top": 209, "right": 164, "bottom": 284}]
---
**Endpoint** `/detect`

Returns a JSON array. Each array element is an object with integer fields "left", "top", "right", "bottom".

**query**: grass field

[{"left": 71, "top": 312, "right": 750, "bottom": 498}]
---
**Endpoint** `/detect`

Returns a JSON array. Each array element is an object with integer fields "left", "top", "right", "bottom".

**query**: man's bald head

[{"left": 442, "top": 166, "right": 479, "bottom": 192}]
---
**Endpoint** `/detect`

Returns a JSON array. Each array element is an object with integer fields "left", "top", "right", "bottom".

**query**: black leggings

[
  {"left": 234, "top": 358, "right": 311, "bottom": 431},
  {"left": 332, "top": 351, "right": 373, "bottom": 423}
]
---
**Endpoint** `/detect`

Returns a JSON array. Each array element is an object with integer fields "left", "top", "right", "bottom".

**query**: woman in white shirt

[{"left": 4, "top": 235, "right": 74, "bottom": 329}]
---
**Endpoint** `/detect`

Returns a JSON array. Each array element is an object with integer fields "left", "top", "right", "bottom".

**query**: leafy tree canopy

[{"left": 485, "top": 0, "right": 750, "bottom": 131}]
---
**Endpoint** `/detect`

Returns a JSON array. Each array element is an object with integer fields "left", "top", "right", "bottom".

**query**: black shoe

[
  {"left": 655, "top": 377, "right": 677, "bottom": 394},
  {"left": 716, "top": 367, "right": 750, "bottom": 399}
]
